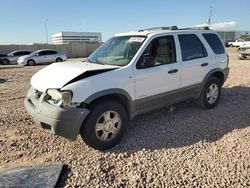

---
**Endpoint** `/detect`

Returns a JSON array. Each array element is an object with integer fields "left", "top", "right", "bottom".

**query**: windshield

[{"left": 87, "top": 36, "right": 146, "bottom": 66}]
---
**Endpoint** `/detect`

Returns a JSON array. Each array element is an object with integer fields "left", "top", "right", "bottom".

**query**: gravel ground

[{"left": 0, "top": 49, "right": 249, "bottom": 187}]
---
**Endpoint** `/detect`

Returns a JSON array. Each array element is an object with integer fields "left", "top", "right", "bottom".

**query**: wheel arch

[
  {"left": 203, "top": 68, "right": 225, "bottom": 86},
  {"left": 56, "top": 57, "right": 63, "bottom": 61},
  {"left": 82, "top": 89, "right": 135, "bottom": 120},
  {"left": 198, "top": 68, "right": 225, "bottom": 97}
]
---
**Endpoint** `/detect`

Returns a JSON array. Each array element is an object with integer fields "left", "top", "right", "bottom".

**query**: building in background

[
  {"left": 216, "top": 30, "right": 250, "bottom": 44},
  {"left": 52, "top": 32, "right": 102, "bottom": 44}
]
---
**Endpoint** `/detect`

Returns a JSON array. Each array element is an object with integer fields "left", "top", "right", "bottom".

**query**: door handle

[
  {"left": 168, "top": 69, "right": 178, "bottom": 74},
  {"left": 201, "top": 62, "right": 209, "bottom": 67}
]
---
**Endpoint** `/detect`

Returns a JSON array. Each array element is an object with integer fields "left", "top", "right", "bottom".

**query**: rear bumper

[{"left": 24, "top": 87, "right": 90, "bottom": 140}]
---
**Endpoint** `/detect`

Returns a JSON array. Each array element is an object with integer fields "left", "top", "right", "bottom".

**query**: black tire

[
  {"left": 27, "top": 59, "right": 35, "bottom": 66},
  {"left": 196, "top": 77, "right": 222, "bottom": 109},
  {"left": 1, "top": 59, "right": 10, "bottom": 65},
  {"left": 55, "top": 58, "right": 63, "bottom": 62},
  {"left": 80, "top": 99, "right": 128, "bottom": 150}
]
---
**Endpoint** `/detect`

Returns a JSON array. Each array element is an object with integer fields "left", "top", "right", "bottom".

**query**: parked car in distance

[
  {"left": 238, "top": 44, "right": 250, "bottom": 60},
  {"left": 228, "top": 39, "right": 250, "bottom": 47},
  {"left": 1, "top": 50, "right": 31, "bottom": 65},
  {"left": 25, "top": 26, "right": 229, "bottom": 150},
  {"left": 0, "top": 54, "right": 7, "bottom": 64},
  {"left": 17, "top": 49, "right": 67, "bottom": 66},
  {"left": 224, "top": 40, "right": 234, "bottom": 47},
  {"left": 0, "top": 54, "right": 6, "bottom": 57}
]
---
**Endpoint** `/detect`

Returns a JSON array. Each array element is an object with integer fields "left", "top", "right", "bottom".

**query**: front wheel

[
  {"left": 1, "top": 59, "right": 10, "bottom": 65},
  {"left": 27, "top": 59, "right": 35, "bottom": 66},
  {"left": 196, "top": 77, "right": 222, "bottom": 109},
  {"left": 80, "top": 99, "right": 128, "bottom": 150},
  {"left": 55, "top": 58, "right": 63, "bottom": 62}
]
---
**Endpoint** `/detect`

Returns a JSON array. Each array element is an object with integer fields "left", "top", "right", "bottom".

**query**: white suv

[{"left": 25, "top": 26, "right": 229, "bottom": 150}]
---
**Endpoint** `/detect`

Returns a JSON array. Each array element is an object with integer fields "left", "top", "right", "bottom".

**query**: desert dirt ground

[{"left": 0, "top": 48, "right": 249, "bottom": 187}]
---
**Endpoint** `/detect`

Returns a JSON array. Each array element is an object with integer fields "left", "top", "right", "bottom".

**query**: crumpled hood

[{"left": 31, "top": 61, "right": 119, "bottom": 92}]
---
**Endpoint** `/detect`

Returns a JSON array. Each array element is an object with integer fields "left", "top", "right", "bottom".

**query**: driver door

[{"left": 133, "top": 35, "right": 181, "bottom": 110}]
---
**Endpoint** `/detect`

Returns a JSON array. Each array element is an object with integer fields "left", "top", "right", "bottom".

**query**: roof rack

[
  {"left": 138, "top": 26, "right": 178, "bottom": 32},
  {"left": 137, "top": 26, "right": 210, "bottom": 33},
  {"left": 179, "top": 26, "right": 210, "bottom": 30}
]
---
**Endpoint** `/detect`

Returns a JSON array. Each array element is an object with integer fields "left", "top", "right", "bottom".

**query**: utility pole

[
  {"left": 208, "top": 6, "right": 212, "bottom": 27},
  {"left": 45, "top": 19, "right": 48, "bottom": 44}
]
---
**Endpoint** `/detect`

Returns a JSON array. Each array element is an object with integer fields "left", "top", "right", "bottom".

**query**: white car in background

[
  {"left": 1, "top": 50, "right": 31, "bottom": 65},
  {"left": 228, "top": 39, "right": 250, "bottom": 47},
  {"left": 18, "top": 49, "right": 67, "bottom": 66},
  {"left": 238, "top": 43, "right": 250, "bottom": 60}
]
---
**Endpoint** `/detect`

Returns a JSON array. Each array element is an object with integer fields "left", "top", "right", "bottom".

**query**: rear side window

[
  {"left": 203, "top": 34, "right": 225, "bottom": 54},
  {"left": 178, "top": 34, "right": 207, "bottom": 61}
]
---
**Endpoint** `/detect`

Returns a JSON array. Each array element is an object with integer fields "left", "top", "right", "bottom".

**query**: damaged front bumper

[{"left": 24, "top": 87, "right": 90, "bottom": 140}]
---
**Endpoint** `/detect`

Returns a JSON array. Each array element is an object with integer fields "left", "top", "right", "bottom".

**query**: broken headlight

[{"left": 47, "top": 89, "right": 72, "bottom": 107}]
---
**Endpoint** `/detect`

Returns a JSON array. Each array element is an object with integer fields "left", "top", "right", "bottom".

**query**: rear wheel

[
  {"left": 196, "top": 77, "right": 222, "bottom": 109},
  {"left": 56, "top": 58, "right": 63, "bottom": 62},
  {"left": 1, "top": 59, "right": 10, "bottom": 65},
  {"left": 27, "top": 59, "right": 35, "bottom": 66},
  {"left": 80, "top": 99, "right": 128, "bottom": 150}
]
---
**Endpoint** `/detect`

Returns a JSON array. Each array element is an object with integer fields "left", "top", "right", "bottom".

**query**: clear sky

[{"left": 0, "top": 0, "right": 249, "bottom": 44}]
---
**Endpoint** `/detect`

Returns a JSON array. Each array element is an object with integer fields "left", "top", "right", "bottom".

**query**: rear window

[
  {"left": 203, "top": 34, "right": 225, "bottom": 54},
  {"left": 178, "top": 34, "right": 207, "bottom": 61}
]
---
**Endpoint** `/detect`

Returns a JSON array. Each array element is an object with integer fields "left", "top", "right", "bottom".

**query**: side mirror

[
  {"left": 35, "top": 53, "right": 39, "bottom": 56},
  {"left": 138, "top": 55, "right": 155, "bottom": 69}
]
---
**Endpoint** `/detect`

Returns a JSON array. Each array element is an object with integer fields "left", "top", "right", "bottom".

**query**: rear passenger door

[
  {"left": 46, "top": 50, "right": 58, "bottom": 62},
  {"left": 178, "top": 34, "right": 210, "bottom": 88}
]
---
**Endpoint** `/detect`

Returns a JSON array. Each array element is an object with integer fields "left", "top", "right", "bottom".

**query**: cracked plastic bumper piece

[{"left": 24, "top": 87, "right": 90, "bottom": 140}]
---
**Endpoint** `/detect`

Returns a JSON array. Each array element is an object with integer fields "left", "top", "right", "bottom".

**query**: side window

[
  {"left": 13, "top": 52, "right": 20, "bottom": 56},
  {"left": 38, "top": 51, "right": 48, "bottom": 56},
  {"left": 203, "top": 34, "right": 225, "bottom": 54},
  {"left": 178, "top": 34, "right": 207, "bottom": 61},
  {"left": 47, "top": 50, "right": 57, "bottom": 55},
  {"left": 23, "top": 51, "right": 31, "bottom": 55},
  {"left": 137, "top": 35, "right": 176, "bottom": 69},
  {"left": 19, "top": 51, "right": 30, "bottom": 55}
]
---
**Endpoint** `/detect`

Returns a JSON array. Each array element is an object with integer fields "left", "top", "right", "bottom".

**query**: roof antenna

[{"left": 207, "top": 6, "right": 212, "bottom": 27}]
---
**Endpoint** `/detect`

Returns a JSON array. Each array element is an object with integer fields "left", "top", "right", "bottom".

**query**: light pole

[
  {"left": 45, "top": 19, "right": 48, "bottom": 44},
  {"left": 208, "top": 6, "right": 212, "bottom": 28}
]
